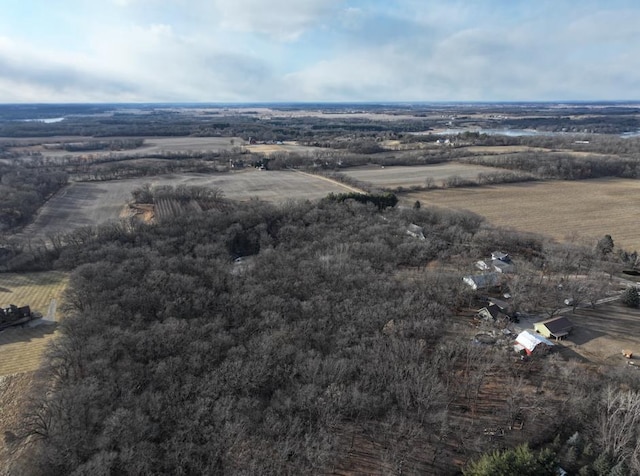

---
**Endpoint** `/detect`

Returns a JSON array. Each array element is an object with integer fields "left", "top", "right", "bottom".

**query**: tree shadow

[
  {"left": 0, "top": 321, "right": 57, "bottom": 345},
  {"left": 563, "top": 326, "right": 605, "bottom": 346},
  {"left": 554, "top": 345, "right": 591, "bottom": 363}
]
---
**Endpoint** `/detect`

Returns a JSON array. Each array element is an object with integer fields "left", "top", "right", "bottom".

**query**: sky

[{"left": 1, "top": 0, "right": 639, "bottom": 103}]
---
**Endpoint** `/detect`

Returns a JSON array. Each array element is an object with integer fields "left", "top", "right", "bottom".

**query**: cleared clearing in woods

[
  {"left": 0, "top": 271, "right": 68, "bottom": 376},
  {"left": 404, "top": 178, "right": 640, "bottom": 251}
]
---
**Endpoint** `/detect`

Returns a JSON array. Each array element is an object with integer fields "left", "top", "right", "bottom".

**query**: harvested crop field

[
  {"left": 245, "top": 142, "right": 325, "bottom": 155},
  {"left": 12, "top": 136, "right": 248, "bottom": 160},
  {"left": 403, "top": 178, "right": 640, "bottom": 251},
  {"left": 341, "top": 163, "right": 514, "bottom": 188},
  {"left": 0, "top": 271, "right": 68, "bottom": 376},
  {"left": 10, "top": 136, "right": 324, "bottom": 161},
  {"left": 21, "top": 170, "right": 349, "bottom": 241}
]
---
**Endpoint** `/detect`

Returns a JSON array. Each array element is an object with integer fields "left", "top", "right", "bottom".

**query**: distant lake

[
  {"left": 620, "top": 130, "right": 640, "bottom": 138},
  {"left": 434, "top": 128, "right": 543, "bottom": 137},
  {"left": 428, "top": 128, "right": 640, "bottom": 138},
  {"left": 19, "top": 117, "right": 66, "bottom": 123}
]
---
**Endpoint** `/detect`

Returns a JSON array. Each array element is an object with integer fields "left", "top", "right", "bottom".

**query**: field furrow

[
  {"left": 0, "top": 272, "right": 69, "bottom": 377},
  {"left": 404, "top": 178, "right": 640, "bottom": 251}
]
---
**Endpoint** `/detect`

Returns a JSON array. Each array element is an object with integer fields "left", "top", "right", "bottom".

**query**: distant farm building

[
  {"left": 463, "top": 273, "right": 501, "bottom": 290},
  {"left": 475, "top": 250, "right": 515, "bottom": 275},
  {"left": 476, "top": 259, "right": 515, "bottom": 274},
  {"left": 514, "top": 330, "right": 554, "bottom": 355},
  {"left": 534, "top": 316, "right": 573, "bottom": 340}
]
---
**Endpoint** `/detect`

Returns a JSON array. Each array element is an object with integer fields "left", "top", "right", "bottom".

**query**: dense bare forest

[{"left": 1, "top": 188, "right": 636, "bottom": 475}]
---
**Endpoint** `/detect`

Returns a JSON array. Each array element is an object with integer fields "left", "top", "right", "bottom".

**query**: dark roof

[
  {"left": 479, "top": 304, "right": 502, "bottom": 319},
  {"left": 488, "top": 298, "right": 511, "bottom": 311},
  {"left": 536, "top": 316, "right": 573, "bottom": 334}
]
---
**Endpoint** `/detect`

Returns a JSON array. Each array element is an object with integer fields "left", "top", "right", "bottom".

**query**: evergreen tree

[
  {"left": 595, "top": 235, "right": 614, "bottom": 258},
  {"left": 621, "top": 286, "right": 639, "bottom": 308},
  {"left": 464, "top": 444, "right": 557, "bottom": 476}
]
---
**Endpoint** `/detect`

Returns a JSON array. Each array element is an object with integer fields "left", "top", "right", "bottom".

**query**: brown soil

[
  {"left": 404, "top": 178, "right": 640, "bottom": 251},
  {"left": 122, "top": 203, "right": 155, "bottom": 224}
]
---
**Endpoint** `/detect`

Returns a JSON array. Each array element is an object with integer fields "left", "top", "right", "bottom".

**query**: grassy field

[
  {"left": 0, "top": 271, "right": 69, "bottom": 376},
  {"left": 21, "top": 170, "right": 350, "bottom": 241},
  {"left": 246, "top": 141, "right": 326, "bottom": 155},
  {"left": 341, "top": 163, "right": 515, "bottom": 188},
  {"left": 404, "top": 178, "right": 640, "bottom": 252}
]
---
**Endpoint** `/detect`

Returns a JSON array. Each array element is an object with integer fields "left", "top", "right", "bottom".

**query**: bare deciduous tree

[{"left": 597, "top": 386, "right": 640, "bottom": 472}]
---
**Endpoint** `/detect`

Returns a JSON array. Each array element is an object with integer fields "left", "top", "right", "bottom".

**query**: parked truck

[{"left": 0, "top": 305, "right": 41, "bottom": 330}]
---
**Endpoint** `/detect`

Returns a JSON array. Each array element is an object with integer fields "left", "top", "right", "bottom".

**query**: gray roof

[
  {"left": 492, "top": 251, "right": 510, "bottom": 262},
  {"left": 406, "top": 223, "right": 425, "bottom": 240},
  {"left": 492, "top": 259, "right": 516, "bottom": 273},
  {"left": 463, "top": 272, "right": 501, "bottom": 289}
]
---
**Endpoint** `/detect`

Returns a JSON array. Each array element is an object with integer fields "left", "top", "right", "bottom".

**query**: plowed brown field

[
  {"left": 404, "top": 178, "right": 640, "bottom": 251},
  {"left": 341, "top": 163, "right": 515, "bottom": 188}
]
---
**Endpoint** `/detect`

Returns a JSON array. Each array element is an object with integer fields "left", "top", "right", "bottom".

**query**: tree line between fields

[{"left": 2, "top": 185, "right": 639, "bottom": 475}]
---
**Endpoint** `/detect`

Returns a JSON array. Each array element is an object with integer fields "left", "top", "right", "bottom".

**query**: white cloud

[
  {"left": 566, "top": 9, "right": 640, "bottom": 43},
  {"left": 2, "top": 1, "right": 640, "bottom": 102},
  {"left": 213, "top": 0, "right": 344, "bottom": 41}
]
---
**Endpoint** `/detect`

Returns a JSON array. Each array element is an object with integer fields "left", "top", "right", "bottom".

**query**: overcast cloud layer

[{"left": 1, "top": 0, "right": 639, "bottom": 102}]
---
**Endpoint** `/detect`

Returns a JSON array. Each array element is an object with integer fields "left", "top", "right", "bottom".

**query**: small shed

[
  {"left": 515, "top": 330, "right": 554, "bottom": 355},
  {"left": 534, "top": 316, "right": 573, "bottom": 340}
]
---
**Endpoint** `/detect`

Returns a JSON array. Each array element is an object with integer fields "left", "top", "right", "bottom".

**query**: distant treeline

[{"left": 463, "top": 152, "right": 640, "bottom": 180}]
